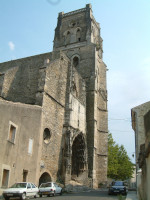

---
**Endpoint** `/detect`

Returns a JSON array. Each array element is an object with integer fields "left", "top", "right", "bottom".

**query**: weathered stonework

[
  {"left": 0, "top": 4, "right": 108, "bottom": 193},
  {"left": 131, "top": 102, "right": 150, "bottom": 200}
]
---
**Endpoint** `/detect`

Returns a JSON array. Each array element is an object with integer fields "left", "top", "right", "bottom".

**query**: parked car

[
  {"left": 108, "top": 181, "right": 128, "bottom": 195},
  {"left": 2, "top": 182, "right": 39, "bottom": 200},
  {"left": 38, "top": 182, "right": 62, "bottom": 197}
]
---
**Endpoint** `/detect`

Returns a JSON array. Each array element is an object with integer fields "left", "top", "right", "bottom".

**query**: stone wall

[
  {"left": 142, "top": 110, "right": 150, "bottom": 200},
  {"left": 0, "top": 99, "right": 42, "bottom": 193},
  {"left": 0, "top": 53, "right": 52, "bottom": 104},
  {"left": 146, "top": 156, "right": 150, "bottom": 200},
  {"left": 40, "top": 54, "right": 70, "bottom": 182},
  {"left": 54, "top": 8, "right": 87, "bottom": 49},
  {"left": 62, "top": 42, "right": 107, "bottom": 187},
  {"left": 69, "top": 94, "right": 86, "bottom": 133},
  {"left": 131, "top": 101, "right": 150, "bottom": 200},
  {"left": 54, "top": 4, "right": 102, "bottom": 51},
  {"left": 131, "top": 102, "right": 150, "bottom": 165},
  {"left": 64, "top": 44, "right": 97, "bottom": 183}
]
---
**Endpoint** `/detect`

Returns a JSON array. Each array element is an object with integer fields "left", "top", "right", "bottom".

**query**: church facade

[{"left": 0, "top": 4, "right": 108, "bottom": 192}]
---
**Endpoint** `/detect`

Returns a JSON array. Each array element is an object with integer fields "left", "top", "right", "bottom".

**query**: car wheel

[
  {"left": 39, "top": 194, "right": 42, "bottom": 197},
  {"left": 34, "top": 193, "right": 38, "bottom": 198},
  {"left": 53, "top": 191, "right": 55, "bottom": 196},
  {"left": 4, "top": 197, "right": 9, "bottom": 200},
  {"left": 59, "top": 190, "right": 62, "bottom": 195},
  {"left": 21, "top": 193, "right": 26, "bottom": 200}
]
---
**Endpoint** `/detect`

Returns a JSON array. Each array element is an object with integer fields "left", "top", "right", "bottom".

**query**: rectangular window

[
  {"left": 23, "top": 170, "right": 28, "bottom": 182},
  {"left": 8, "top": 122, "right": 17, "bottom": 144},
  {"left": 28, "top": 139, "right": 33, "bottom": 155},
  {"left": 27, "top": 183, "right": 31, "bottom": 189},
  {"left": 2, "top": 169, "right": 9, "bottom": 188}
]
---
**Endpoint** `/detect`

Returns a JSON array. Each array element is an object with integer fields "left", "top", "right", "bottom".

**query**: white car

[
  {"left": 2, "top": 182, "right": 39, "bottom": 200},
  {"left": 39, "top": 182, "right": 62, "bottom": 197}
]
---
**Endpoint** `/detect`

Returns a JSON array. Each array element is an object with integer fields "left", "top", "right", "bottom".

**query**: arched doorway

[
  {"left": 39, "top": 172, "right": 51, "bottom": 186},
  {"left": 71, "top": 133, "right": 85, "bottom": 177}
]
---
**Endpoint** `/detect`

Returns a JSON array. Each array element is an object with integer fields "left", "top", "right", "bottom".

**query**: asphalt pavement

[
  {"left": 126, "top": 191, "right": 138, "bottom": 200},
  {"left": 36, "top": 190, "right": 125, "bottom": 200},
  {"left": 0, "top": 190, "right": 138, "bottom": 200}
]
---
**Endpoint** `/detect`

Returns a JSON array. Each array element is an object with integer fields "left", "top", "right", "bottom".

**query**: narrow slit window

[
  {"left": 28, "top": 138, "right": 33, "bottom": 155},
  {"left": 8, "top": 124, "right": 16, "bottom": 143},
  {"left": 76, "top": 28, "right": 81, "bottom": 42}
]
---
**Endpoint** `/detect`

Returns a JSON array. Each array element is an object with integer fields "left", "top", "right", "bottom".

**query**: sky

[{"left": 1, "top": 0, "right": 150, "bottom": 163}]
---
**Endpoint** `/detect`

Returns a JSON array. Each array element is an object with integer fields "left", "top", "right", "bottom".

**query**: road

[{"left": 37, "top": 190, "right": 126, "bottom": 200}]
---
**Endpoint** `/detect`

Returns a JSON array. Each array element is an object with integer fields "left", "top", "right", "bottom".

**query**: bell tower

[
  {"left": 54, "top": 4, "right": 103, "bottom": 55},
  {"left": 54, "top": 4, "right": 108, "bottom": 188}
]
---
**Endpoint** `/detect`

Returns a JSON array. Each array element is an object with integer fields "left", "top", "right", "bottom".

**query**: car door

[
  {"left": 54, "top": 183, "right": 61, "bottom": 194},
  {"left": 26, "top": 183, "right": 32, "bottom": 196},
  {"left": 31, "top": 183, "right": 38, "bottom": 196}
]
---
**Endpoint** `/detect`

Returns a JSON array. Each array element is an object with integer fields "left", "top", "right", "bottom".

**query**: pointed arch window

[
  {"left": 73, "top": 56, "right": 79, "bottom": 67},
  {"left": 66, "top": 31, "right": 71, "bottom": 44},
  {"left": 43, "top": 128, "right": 51, "bottom": 144},
  {"left": 76, "top": 28, "right": 81, "bottom": 42}
]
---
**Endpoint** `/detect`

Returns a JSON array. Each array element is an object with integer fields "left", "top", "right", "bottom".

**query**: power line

[
  {"left": 108, "top": 118, "right": 131, "bottom": 122},
  {"left": 109, "top": 130, "right": 133, "bottom": 133}
]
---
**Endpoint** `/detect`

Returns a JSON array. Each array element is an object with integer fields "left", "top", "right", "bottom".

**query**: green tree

[
  {"left": 107, "top": 133, "right": 119, "bottom": 179},
  {"left": 107, "top": 133, "right": 134, "bottom": 180}
]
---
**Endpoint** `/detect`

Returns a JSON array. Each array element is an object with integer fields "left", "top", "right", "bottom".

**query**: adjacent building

[{"left": 131, "top": 102, "right": 150, "bottom": 200}]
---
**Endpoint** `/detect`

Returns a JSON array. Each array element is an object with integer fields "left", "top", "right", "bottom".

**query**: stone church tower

[
  {"left": 0, "top": 4, "right": 107, "bottom": 191},
  {"left": 53, "top": 4, "right": 108, "bottom": 187}
]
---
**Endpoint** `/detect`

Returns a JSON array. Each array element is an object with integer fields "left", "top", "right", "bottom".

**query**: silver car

[
  {"left": 39, "top": 182, "right": 62, "bottom": 197},
  {"left": 2, "top": 182, "right": 39, "bottom": 200}
]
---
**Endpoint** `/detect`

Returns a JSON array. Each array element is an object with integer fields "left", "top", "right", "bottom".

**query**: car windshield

[
  {"left": 40, "top": 183, "right": 52, "bottom": 188},
  {"left": 10, "top": 183, "right": 27, "bottom": 188},
  {"left": 113, "top": 181, "right": 124, "bottom": 186}
]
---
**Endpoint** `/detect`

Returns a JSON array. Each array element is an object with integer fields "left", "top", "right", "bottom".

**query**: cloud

[{"left": 8, "top": 41, "right": 15, "bottom": 51}]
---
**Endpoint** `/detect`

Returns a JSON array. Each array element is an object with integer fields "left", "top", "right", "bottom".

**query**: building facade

[
  {"left": 0, "top": 4, "right": 108, "bottom": 193},
  {"left": 131, "top": 102, "right": 150, "bottom": 200}
]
